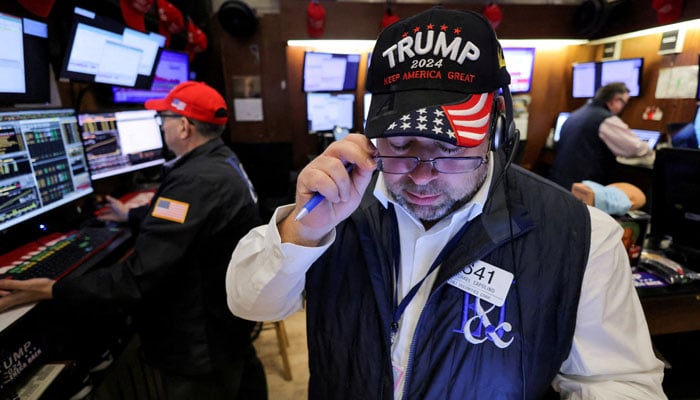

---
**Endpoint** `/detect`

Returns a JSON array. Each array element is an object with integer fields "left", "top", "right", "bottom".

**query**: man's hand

[
  {"left": 97, "top": 193, "right": 153, "bottom": 223},
  {"left": 0, "top": 278, "right": 55, "bottom": 312},
  {"left": 280, "top": 134, "right": 377, "bottom": 246}
]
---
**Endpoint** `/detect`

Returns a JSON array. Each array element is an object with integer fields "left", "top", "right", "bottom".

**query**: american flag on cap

[{"left": 382, "top": 92, "right": 494, "bottom": 147}]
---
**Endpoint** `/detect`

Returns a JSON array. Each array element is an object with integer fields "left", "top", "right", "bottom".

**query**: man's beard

[{"left": 387, "top": 165, "right": 488, "bottom": 225}]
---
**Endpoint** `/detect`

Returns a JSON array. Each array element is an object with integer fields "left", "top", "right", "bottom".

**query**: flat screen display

[
  {"left": 502, "top": 47, "right": 535, "bottom": 94},
  {"left": 78, "top": 109, "right": 165, "bottom": 180},
  {"left": 112, "top": 49, "right": 190, "bottom": 104},
  {"left": 650, "top": 148, "right": 700, "bottom": 259},
  {"left": 600, "top": 58, "right": 643, "bottom": 97},
  {"left": 60, "top": 7, "right": 165, "bottom": 89},
  {"left": 572, "top": 58, "right": 643, "bottom": 98},
  {"left": 0, "top": 109, "right": 93, "bottom": 233},
  {"left": 572, "top": 62, "right": 598, "bottom": 99},
  {"left": 306, "top": 93, "right": 354, "bottom": 132},
  {"left": 0, "top": 13, "right": 50, "bottom": 105},
  {"left": 303, "top": 51, "right": 361, "bottom": 92}
]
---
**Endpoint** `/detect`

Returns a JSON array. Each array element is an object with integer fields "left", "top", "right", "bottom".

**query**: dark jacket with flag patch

[
  {"left": 54, "top": 138, "right": 261, "bottom": 375},
  {"left": 304, "top": 160, "right": 590, "bottom": 399}
]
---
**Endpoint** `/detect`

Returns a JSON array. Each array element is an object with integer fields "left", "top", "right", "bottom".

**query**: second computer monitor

[{"left": 78, "top": 109, "right": 165, "bottom": 180}]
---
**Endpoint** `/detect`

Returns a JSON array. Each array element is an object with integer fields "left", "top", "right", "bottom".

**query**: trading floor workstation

[{"left": 2, "top": 0, "right": 700, "bottom": 398}]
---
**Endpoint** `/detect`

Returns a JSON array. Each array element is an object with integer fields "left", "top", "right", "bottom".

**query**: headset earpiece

[{"left": 490, "top": 110, "right": 507, "bottom": 151}]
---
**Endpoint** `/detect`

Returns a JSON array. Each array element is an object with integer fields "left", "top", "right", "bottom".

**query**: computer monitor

[
  {"left": 306, "top": 92, "right": 354, "bottom": 133},
  {"left": 572, "top": 62, "right": 598, "bottom": 99},
  {"left": 112, "top": 49, "right": 190, "bottom": 104},
  {"left": 600, "top": 58, "right": 643, "bottom": 97},
  {"left": 59, "top": 7, "right": 165, "bottom": 89},
  {"left": 303, "top": 51, "right": 361, "bottom": 92},
  {"left": 650, "top": 148, "right": 700, "bottom": 265},
  {"left": 78, "top": 109, "right": 165, "bottom": 180},
  {"left": 0, "top": 108, "right": 93, "bottom": 234},
  {"left": 630, "top": 128, "right": 662, "bottom": 150},
  {"left": 552, "top": 112, "right": 570, "bottom": 143},
  {"left": 502, "top": 47, "right": 535, "bottom": 94},
  {"left": 0, "top": 13, "right": 50, "bottom": 105}
]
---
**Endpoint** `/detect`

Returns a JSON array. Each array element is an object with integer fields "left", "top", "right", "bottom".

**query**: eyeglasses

[
  {"left": 375, "top": 155, "right": 488, "bottom": 174},
  {"left": 615, "top": 97, "right": 628, "bottom": 107},
  {"left": 154, "top": 112, "right": 194, "bottom": 126}
]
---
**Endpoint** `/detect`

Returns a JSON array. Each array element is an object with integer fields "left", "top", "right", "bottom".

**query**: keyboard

[{"left": 0, "top": 226, "right": 125, "bottom": 281}]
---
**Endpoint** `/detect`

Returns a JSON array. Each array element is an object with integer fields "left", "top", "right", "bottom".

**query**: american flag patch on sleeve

[{"left": 152, "top": 197, "right": 190, "bottom": 223}]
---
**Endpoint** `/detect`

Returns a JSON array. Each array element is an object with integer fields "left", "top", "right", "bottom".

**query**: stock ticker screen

[{"left": 0, "top": 109, "right": 93, "bottom": 233}]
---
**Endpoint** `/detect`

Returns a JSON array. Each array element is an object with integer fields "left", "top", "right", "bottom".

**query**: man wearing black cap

[
  {"left": 0, "top": 82, "right": 267, "bottom": 399},
  {"left": 226, "top": 8, "right": 664, "bottom": 400}
]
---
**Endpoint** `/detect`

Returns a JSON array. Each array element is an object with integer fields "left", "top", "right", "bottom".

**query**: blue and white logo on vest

[{"left": 453, "top": 293, "right": 514, "bottom": 348}]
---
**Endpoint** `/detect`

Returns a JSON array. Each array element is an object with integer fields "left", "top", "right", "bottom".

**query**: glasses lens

[
  {"left": 377, "top": 157, "right": 417, "bottom": 174},
  {"left": 434, "top": 158, "right": 484, "bottom": 173}
]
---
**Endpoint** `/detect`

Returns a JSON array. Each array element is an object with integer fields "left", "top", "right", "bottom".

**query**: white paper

[
  {"left": 233, "top": 98, "right": 264, "bottom": 121},
  {"left": 655, "top": 66, "right": 699, "bottom": 99}
]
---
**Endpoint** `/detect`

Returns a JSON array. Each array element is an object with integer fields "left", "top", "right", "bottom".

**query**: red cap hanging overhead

[
  {"left": 185, "top": 19, "right": 208, "bottom": 61},
  {"left": 381, "top": 8, "right": 400, "bottom": 29},
  {"left": 120, "top": 0, "right": 155, "bottom": 32},
  {"left": 156, "top": 0, "right": 185, "bottom": 46},
  {"left": 307, "top": 0, "right": 326, "bottom": 38},
  {"left": 483, "top": 3, "right": 503, "bottom": 30},
  {"left": 652, "top": 0, "right": 684, "bottom": 24},
  {"left": 17, "top": 0, "right": 56, "bottom": 18}
]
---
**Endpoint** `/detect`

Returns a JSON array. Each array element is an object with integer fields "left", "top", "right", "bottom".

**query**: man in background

[
  {"left": 0, "top": 81, "right": 267, "bottom": 400},
  {"left": 550, "top": 82, "right": 654, "bottom": 190}
]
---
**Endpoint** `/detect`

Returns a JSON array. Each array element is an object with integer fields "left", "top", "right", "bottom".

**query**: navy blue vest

[
  {"left": 550, "top": 100, "right": 615, "bottom": 190},
  {"left": 304, "top": 160, "right": 591, "bottom": 400}
]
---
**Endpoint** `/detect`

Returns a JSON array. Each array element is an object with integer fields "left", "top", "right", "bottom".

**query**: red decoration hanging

[
  {"left": 307, "top": 0, "right": 326, "bottom": 38},
  {"left": 483, "top": 3, "right": 503, "bottom": 30}
]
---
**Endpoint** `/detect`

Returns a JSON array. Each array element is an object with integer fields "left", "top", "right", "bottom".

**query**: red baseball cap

[
  {"left": 121, "top": 0, "right": 154, "bottom": 32},
  {"left": 145, "top": 81, "right": 228, "bottom": 125}
]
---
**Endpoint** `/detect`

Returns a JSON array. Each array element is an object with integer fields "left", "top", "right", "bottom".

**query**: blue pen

[{"left": 294, "top": 164, "right": 354, "bottom": 221}]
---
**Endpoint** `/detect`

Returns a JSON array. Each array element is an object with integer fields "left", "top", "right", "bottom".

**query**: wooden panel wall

[{"left": 214, "top": 0, "right": 700, "bottom": 171}]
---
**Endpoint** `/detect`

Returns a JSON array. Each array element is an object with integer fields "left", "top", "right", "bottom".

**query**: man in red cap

[{"left": 0, "top": 81, "right": 267, "bottom": 400}]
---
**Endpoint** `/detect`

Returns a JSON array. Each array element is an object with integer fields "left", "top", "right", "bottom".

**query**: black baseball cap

[{"left": 365, "top": 7, "right": 511, "bottom": 148}]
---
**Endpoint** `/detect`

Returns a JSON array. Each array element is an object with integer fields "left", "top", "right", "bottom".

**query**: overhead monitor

[
  {"left": 600, "top": 58, "right": 643, "bottom": 97},
  {"left": 77, "top": 109, "right": 165, "bottom": 180},
  {"left": 572, "top": 61, "right": 598, "bottom": 99},
  {"left": 112, "top": 49, "right": 190, "bottom": 104},
  {"left": 502, "top": 47, "right": 535, "bottom": 94},
  {"left": 572, "top": 58, "right": 644, "bottom": 99},
  {"left": 303, "top": 51, "right": 361, "bottom": 92},
  {"left": 59, "top": 7, "right": 165, "bottom": 89},
  {"left": 0, "top": 13, "right": 50, "bottom": 105},
  {"left": 0, "top": 108, "right": 93, "bottom": 233},
  {"left": 306, "top": 92, "right": 355, "bottom": 133}
]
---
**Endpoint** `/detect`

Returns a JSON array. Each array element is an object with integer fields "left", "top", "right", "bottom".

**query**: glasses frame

[
  {"left": 375, "top": 154, "right": 489, "bottom": 174},
  {"left": 155, "top": 112, "right": 195, "bottom": 126}
]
